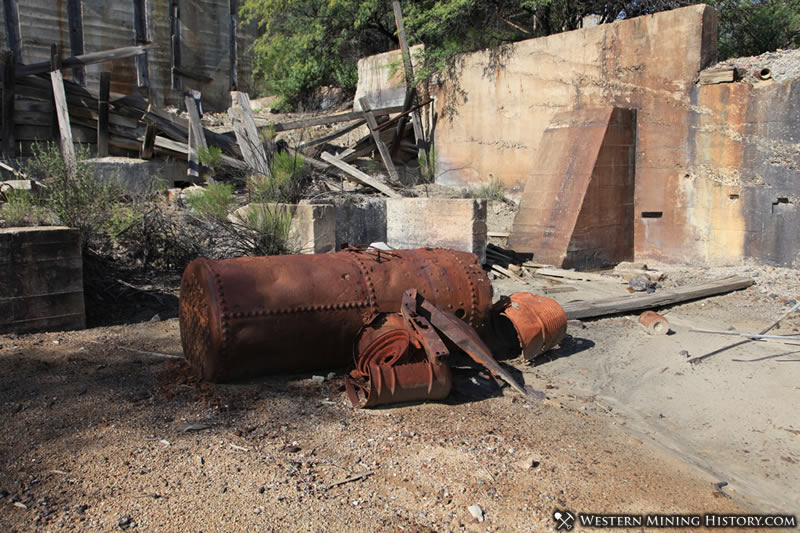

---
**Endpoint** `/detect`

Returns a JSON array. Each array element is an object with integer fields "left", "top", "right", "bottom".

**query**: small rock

[
  {"left": 52, "top": 340, "right": 60, "bottom": 345},
  {"left": 679, "top": 350, "right": 690, "bottom": 358},
  {"left": 326, "top": 372, "right": 336, "bottom": 380},
  {"left": 118, "top": 516, "right": 132, "bottom": 530},
  {"left": 468, "top": 504, "right": 485, "bottom": 522},
  {"left": 566, "top": 319, "right": 585, "bottom": 329},
  {"left": 195, "top": 455, "right": 204, "bottom": 467},
  {"left": 76, "top": 504, "right": 88, "bottom": 514},
  {"left": 514, "top": 456, "right": 541, "bottom": 470},
  {"left": 311, "top": 375, "right": 325, "bottom": 383},
  {"left": 629, "top": 274, "right": 652, "bottom": 292},
  {"left": 258, "top": 486, "right": 266, "bottom": 494},
  {"left": 150, "top": 314, "right": 162, "bottom": 322}
]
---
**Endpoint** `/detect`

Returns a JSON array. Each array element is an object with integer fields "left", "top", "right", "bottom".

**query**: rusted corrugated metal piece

[
  {"left": 492, "top": 293, "right": 567, "bottom": 360},
  {"left": 179, "top": 247, "right": 492, "bottom": 382},
  {"left": 346, "top": 311, "right": 452, "bottom": 408},
  {"left": 638, "top": 310, "right": 670, "bottom": 335},
  {"left": 404, "top": 289, "right": 531, "bottom": 397}
]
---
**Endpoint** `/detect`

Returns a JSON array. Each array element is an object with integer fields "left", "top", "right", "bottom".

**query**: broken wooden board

[
  {"left": 229, "top": 91, "right": 271, "bottom": 177},
  {"left": 560, "top": 276, "right": 754, "bottom": 320},
  {"left": 320, "top": 152, "right": 401, "bottom": 198},
  {"left": 698, "top": 68, "right": 735, "bottom": 85}
]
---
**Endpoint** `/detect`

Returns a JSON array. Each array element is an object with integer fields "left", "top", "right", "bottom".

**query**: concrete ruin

[{"left": 353, "top": 5, "right": 799, "bottom": 268}]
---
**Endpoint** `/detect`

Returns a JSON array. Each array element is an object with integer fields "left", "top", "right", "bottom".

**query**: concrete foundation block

[
  {"left": 87, "top": 157, "right": 189, "bottom": 193},
  {"left": 0, "top": 226, "right": 85, "bottom": 333},
  {"left": 386, "top": 198, "right": 487, "bottom": 263},
  {"left": 232, "top": 203, "right": 336, "bottom": 255},
  {"left": 329, "top": 196, "right": 388, "bottom": 250}
]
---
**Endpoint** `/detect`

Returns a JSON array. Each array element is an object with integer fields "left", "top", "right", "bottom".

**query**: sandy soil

[{"left": 0, "top": 316, "right": 751, "bottom": 532}]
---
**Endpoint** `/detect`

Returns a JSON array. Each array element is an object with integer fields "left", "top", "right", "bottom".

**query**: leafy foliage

[
  {"left": 710, "top": 0, "right": 800, "bottom": 58},
  {"left": 242, "top": 0, "right": 798, "bottom": 108}
]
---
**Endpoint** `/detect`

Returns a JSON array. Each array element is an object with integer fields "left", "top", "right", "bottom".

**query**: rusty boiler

[{"left": 179, "top": 247, "right": 493, "bottom": 382}]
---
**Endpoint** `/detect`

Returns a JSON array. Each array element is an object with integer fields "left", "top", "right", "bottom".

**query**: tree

[
  {"left": 241, "top": 0, "right": 799, "bottom": 109},
  {"left": 709, "top": 0, "right": 800, "bottom": 58}
]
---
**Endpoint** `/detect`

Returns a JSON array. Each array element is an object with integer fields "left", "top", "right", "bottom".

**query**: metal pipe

[{"left": 179, "top": 247, "right": 492, "bottom": 381}]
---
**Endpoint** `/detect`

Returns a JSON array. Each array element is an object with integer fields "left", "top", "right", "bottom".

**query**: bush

[
  {"left": 184, "top": 182, "right": 235, "bottom": 221},
  {"left": 23, "top": 142, "right": 121, "bottom": 247},
  {"left": 0, "top": 188, "right": 52, "bottom": 227},
  {"left": 473, "top": 177, "right": 507, "bottom": 202}
]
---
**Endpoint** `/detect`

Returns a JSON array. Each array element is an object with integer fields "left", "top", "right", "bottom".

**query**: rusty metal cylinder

[
  {"left": 491, "top": 293, "right": 567, "bottom": 359},
  {"left": 179, "top": 248, "right": 492, "bottom": 381}
]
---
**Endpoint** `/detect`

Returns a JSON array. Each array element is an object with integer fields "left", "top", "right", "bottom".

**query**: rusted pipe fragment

[
  {"left": 492, "top": 293, "right": 567, "bottom": 360},
  {"left": 348, "top": 361, "right": 453, "bottom": 408},
  {"left": 638, "top": 310, "right": 670, "bottom": 335},
  {"left": 179, "top": 247, "right": 491, "bottom": 382},
  {"left": 757, "top": 68, "right": 771, "bottom": 81}
]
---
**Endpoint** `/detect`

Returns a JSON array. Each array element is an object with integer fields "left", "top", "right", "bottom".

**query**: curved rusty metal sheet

[
  {"left": 492, "top": 293, "right": 567, "bottom": 360},
  {"left": 179, "top": 247, "right": 492, "bottom": 382}
]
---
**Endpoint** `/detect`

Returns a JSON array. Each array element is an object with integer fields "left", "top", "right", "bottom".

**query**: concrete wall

[
  {"left": 354, "top": 44, "right": 423, "bottom": 111},
  {"left": 0, "top": 0, "right": 255, "bottom": 111},
  {"left": 426, "top": 5, "right": 800, "bottom": 267}
]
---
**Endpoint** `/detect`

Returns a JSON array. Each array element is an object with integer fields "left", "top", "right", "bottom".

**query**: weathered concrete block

[
  {"left": 329, "top": 196, "right": 388, "bottom": 250},
  {"left": 510, "top": 107, "right": 635, "bottom": 269},
  {"left": 0, "top": 226, "right": 85, "bottom": 333},
  {"left": 87, "top": 157, "right": 189, "bottom": 193},
  {"left": 386, "top": 198, "right": 487, "bottom": 263},
  {"left": 232, "top": 203, "right": 335, "bottom": 255},
  {"left": 353, "top": 44, "right": 424, "bottom": 111}
]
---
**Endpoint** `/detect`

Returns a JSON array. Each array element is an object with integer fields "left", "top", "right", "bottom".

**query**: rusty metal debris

[
  {"left": 638, "top": 310, "right": 670, "bottom": 335},
  {"left": 492, "top": 293, "right": 567, "bottom": 360},
  {"left": 179, "top": 247, "right": 492, "bottom": 382},
  {"left": 179, "top": 247, "right": 568, "bottom": 407}
]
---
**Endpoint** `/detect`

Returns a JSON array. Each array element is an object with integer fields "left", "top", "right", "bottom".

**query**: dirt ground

[{"left": 2, "top": 199, "right": 799, "bottom": 531}]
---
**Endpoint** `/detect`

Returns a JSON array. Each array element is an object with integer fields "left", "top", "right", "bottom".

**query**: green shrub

[
  {"left": 473, "top": 177, "right": 507, "bottom": 202},
  {"left": 0, "top": 188, "right": 52, "bottom": 227},
  {"left": 23, "top": 142, "right": 120, "bottom": 246},
  {"left": 198, "top": 146, "right": 223, "bottom": 170},
  {"left": 184, "top": 182, "right": 235, "bottom": 221}
]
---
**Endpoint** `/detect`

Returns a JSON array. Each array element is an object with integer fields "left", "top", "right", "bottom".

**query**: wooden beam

[
  {"left": 141, "top": 122, "right": 156, "bottom": 159},
  {"left": 358, "top": 97, "right": 400, "bottom": 183},
  {"left": 3, "top": 0, "right": 22, "bottom": 63},
  {"left": 185, "top": 91, "right": 207, "bottom": 179},
  {"left": 132, "top": 0, "right": 150, "bottom": 88},
  {"left": 66, "top": 0, "right": 85, "bottom": 85},
  {"left": 266, "top": 105, "right": 404, "bottom": 133},
  {"left": 229, "top": 91, "right": 271, "bottom": 177},
  {"left": 698, "top": 68, "right": 735, "bottom": 86},
  {"left": 16, "top": 45, "right": 151, "bottom": 78},
  {"left": 229, "top": 0, "right": 239, "bottom": 90},
  {"left": 50, "top": 45, "right": 76, "bottom": 177},
  {"left": 560, "top": 276, "right": 754, "bottom": 320},
  {"left": 2, "top": 51, "right": 16, "bottom": 158},
  {"left": 320, "top": 152, "right": 400, "bottom": 198},
  {"left": 392, "top": 0, "right": 427, "bottom": 160},
  {"left": 298, "top": 119, "right": 366, "bottom": 150},
  {"left": 97, "top": 72, "right": 110, "bottom": 156}
]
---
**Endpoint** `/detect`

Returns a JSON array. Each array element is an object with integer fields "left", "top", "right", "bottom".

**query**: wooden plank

[
  {"left": 320, "top": 152, "right": 400, "bottom": 198},
  {"left": 229, "top": 1, "right": 238, "bottom": 89},
  {"left": 560, "top": 276, "right": 755, "bottom": 320},
  {"left": 358, "top": 97, "right": 400, "bottom": 182},
  {"left": 3, "top": 0, "right": 22, "bottom": 63},
  {"left": 298, "top": 119, "right": 366, "bottom": 150},
  {"left": 698, "top": 68, "right": 735, "bottom": 85},
  {"left": 2, "top": 51, "right": 16, "bottom": 158},
  {"left": 185, "top": 92, "right": 207, "bottom": 179},
  {"left": 390, "top": 87, "right": 414, "bottom": 158},
  {"left": 141, "top": 122, "right": 156, "bottom": 159},
  {"left": 229, "top": 91, "right": 271, "bottom": 177},
  {"left": 132, "top": 0, "right": 150, "bottom": 88},
  {"left": 392, "top": 0, "right": 427, "bottom": 160},
  {"left": 16, "top": 45, "right": 151, "bottom": 78},
  {"left": 531, "top": 267, "right": 618, "bottom": 283},
  {"left": 491, "top": 264, "right": 528, "bottom": 284},
  {"left": 50, "top": 45, "right": 76, "bottom": 176},
  {"left": 97, "top": 72, "right": 110, "bottom": 156},
  {"left": 66, "top": 0, "right": 85, "bottom": 85},
  {"left": 266, "top": 105, "right": 404, "bottom": 133}
]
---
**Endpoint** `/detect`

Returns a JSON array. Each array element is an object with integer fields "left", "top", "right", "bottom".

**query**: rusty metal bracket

[
  {"left": 400, "top": 289, "right": 449, "bottom": 364},
  {"left": 402, "top": 289, "right": 532, "bottom": 398}
]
